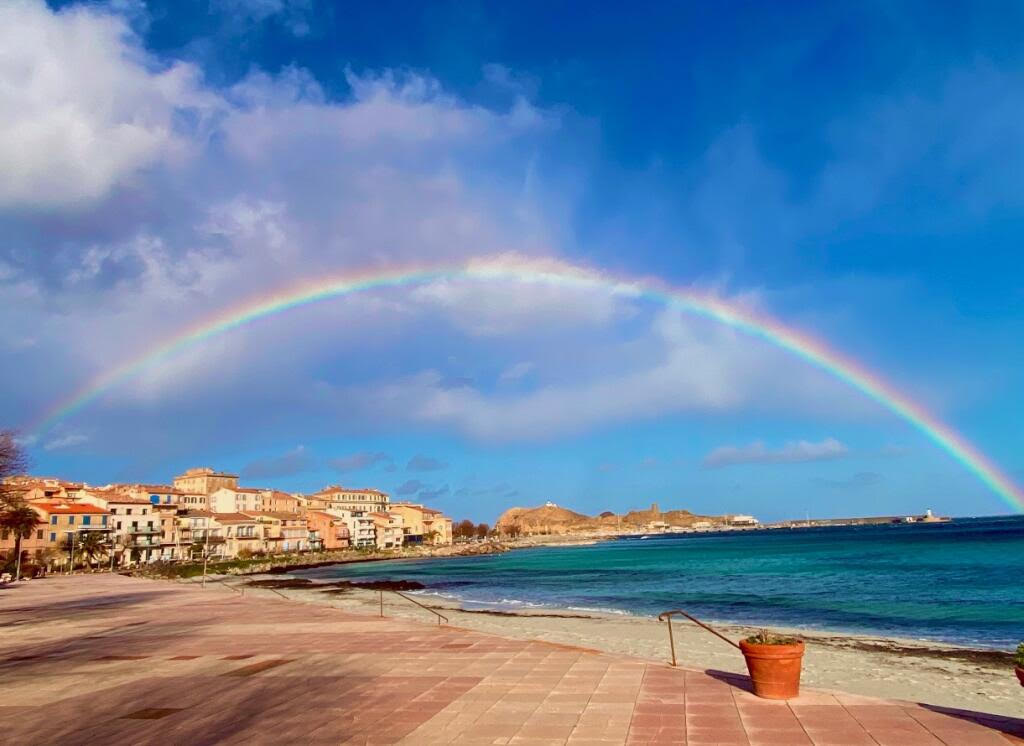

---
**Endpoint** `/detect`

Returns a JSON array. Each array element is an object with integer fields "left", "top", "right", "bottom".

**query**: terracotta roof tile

[{"left": 32, "top": 502, "right": 109, "bottom": 515}]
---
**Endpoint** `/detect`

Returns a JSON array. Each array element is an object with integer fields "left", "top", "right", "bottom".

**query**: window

[
  {"left": 51, "top": 516, "right": 57, "bottom": 525},
  {"left": 50, "top": 533, "right": 56, "bottom": 542},
  {"left": 126, "top": 508, "right": 133, "bottom": 515},
  {"left": 102, "top": 516, "right": 107, "bottom": 525},
  {"left": 1, "top": 530, "right": 7, "bottom": 540},
  {"left": 83, "top": 516, "right": 91, "bottom": 525},
  {"left": 36, "top": 529, "right": 43, "bottom": 540},
  {"left": 68, "top": 516, "right": 75, "bottom": 524}
]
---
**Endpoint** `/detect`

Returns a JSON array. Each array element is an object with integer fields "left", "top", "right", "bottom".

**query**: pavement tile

[{"left": 1, "top": 574, "right": 1021, "bottom": 746}]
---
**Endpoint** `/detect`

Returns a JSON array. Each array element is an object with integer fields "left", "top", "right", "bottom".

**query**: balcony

[
  {"left": 127, "top": 527, "right": 161, "bottom": 535},
  {"left": 125, "top": 537, "right": 159, "bottom": 548}
]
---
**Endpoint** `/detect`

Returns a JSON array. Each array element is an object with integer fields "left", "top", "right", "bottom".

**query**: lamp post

[
  {"left": 202, "top": 521, "right": 210, "bottom": 588},
  {"left": 67, "top": 530, "right": 77, "bottom": 575}
]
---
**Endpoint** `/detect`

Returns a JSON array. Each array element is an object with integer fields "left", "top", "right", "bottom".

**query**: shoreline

[{"left": 197, "top": 572, "right": 1024, "bottom": 718}]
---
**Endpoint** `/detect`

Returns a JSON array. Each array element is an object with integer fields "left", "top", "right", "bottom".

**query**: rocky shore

[{"left": 133, "top": 540, "right": 508, "bottom": 579}]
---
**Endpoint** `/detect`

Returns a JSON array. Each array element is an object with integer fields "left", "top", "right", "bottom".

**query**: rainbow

[{"left": 28, "top": 254, "right": 1024, "bottom": 511}]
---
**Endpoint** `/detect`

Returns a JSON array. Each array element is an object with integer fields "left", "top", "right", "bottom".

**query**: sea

[{"left": 294, "top": 515, "right": 1024, "bottom": 650}]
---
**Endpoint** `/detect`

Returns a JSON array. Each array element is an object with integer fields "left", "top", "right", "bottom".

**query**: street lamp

[{"left": 66, "top": 530, "right": 77, "bottom": 574}]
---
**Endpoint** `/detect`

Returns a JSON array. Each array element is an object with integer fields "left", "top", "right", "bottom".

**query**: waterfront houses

[
  {"left": 306, "top": 486, "right": 390, "bottom": 513},
  {"left": 390, "top": 503, "right": 454, "bottom": 545},
  {"left": 306, "top": 511, "right": 351, "bottom": 550},
  {"left": 369, "top": 512, "right": 405, "bottom": 550},
  {"left": 1, "top": 469, "right": 453, "bottom": 571}
]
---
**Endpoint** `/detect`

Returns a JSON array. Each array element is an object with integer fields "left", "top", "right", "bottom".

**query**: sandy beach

[{"left": 204, "top": 573, "right": 1024, "bottom": 719}]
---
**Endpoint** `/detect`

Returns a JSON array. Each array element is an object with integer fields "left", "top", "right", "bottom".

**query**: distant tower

[{"left": 650, "top": 502, "right": 660, "bottom": 515}]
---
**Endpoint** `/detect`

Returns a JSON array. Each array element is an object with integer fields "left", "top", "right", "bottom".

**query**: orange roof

[
  {"left": 99, "top": 496, "right": 154, "bottom": 506},
  {"left": 212, "top": 513, "right": 258, "bottom": 524},
  {"left": 241, "top": 511, "right": 303, "bottom": 521},
  {"left": 313, "top": 485, "right": 387, "bottom": 496},
  {"left": 127, "top": 484, "right": 185, "bottom": 495},
  {"left": 265, "top": 491, "right": 298, "bottom": 502},
  {"left": 307, "top": 510, "right": 343, "bottom": 521},
  {"left": 33, "top": 502, "right": 109, "bottom": 515}
]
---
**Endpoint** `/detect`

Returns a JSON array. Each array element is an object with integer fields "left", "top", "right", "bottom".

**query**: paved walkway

[{"left": 1, "top": 574, "right": 1021, "bottom": 745}]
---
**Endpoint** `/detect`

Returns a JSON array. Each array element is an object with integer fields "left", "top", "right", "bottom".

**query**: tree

[
  {"left": 61, "top": 531, "right": 109, "bottom": 569},
  {"left": 77, "top": 531, "right": 109, "bottom": 567},
  {"left": 0, "top": 504, "right": 41, "bottom": 580},
  {"left": 0, "top": 430, "right": 29, "bottom": 510},
  {"left": 454, "top": 519, "right": 475, "bottom": 540},
  {"left": 475, "top": 523, "right": 490, "bottom": 539}
]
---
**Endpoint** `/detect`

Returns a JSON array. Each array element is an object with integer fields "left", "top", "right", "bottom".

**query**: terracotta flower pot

[
  {"left": 740, "top": 639, "right": 805, "bottom": 699},
  {"left": 1016, "top": 666, "right": 1024, "bottom": 688}
]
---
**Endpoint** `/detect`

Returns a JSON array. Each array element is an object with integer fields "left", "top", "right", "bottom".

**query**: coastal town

[{"left": 0, "top": 467, "right": 454, "bottom": 575}]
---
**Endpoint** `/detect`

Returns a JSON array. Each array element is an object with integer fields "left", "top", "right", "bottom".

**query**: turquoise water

[{"left": 295, "top": 516, "right": 1024, "bottom": 649}]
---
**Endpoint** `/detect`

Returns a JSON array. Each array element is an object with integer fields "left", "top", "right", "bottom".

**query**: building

[
  {"left": 369, "top": 512, "right": 404, "bottom": 550},
  {"left": 305, "top": 511, "right": 350, "bottom": 550},
  {"left": 728, "top": 514, "right": 759, "bottom": 527},
  {"left": 244, "top": 512, "right": 308, "bottom": 553},
  {"left": 209, "top": 487, "right": 265, "bottom": 513},
  {"left": 172, "top": 468, "right": 239, "bottom": 496},
  {"left": 175, "top": 511, "right": 227, "bottom": 560},
  {"left": 0, "top": 501, "right": 112, "bottom": 569},
  {"left": 307, "top": 486, "right": 389, "bottom": 513},
  {"left": 262, "top": 490, "right": 301, "bottom": 513},
  {"left": 390, "top": 503, "right": 453, "bottom": 545},
  {"left": 325, "top": 509, "right": 376, "bottom": 548},
  {"left": 97, "top": 495, "right": 163, "bottom": 566},
  {"left": 212, "top": 514, "right": 262, "bottom": 557}
]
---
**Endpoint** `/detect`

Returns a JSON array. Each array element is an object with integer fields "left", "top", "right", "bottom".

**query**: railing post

[{"left": 666, "top": 615, "right": 677, "bottom": 667}]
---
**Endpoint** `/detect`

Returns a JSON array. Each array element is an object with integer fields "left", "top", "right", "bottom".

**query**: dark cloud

[
  {"left": 241, "top": 445, "right": 314, "bottom": 480},
  {"left": 811, "top": 472, "right": 883, "bottom": 490},
  {"left": 395, "top": 479, "right": 424, "bottom": 495},
  {"left": 406, "top": 454, "right": 447, "bottom": 472},
  {"left": 329, "top": 451, "right": 391, "bottom": 473},
  {"left": 418, "top": 484, "right": 449, "bottom": 501}
]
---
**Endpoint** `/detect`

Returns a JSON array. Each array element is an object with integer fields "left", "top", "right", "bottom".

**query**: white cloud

[
  {"left": 43, "top": 432, "right": 89, "bottom": 451},
  {"left": 0, "top": 1, "right": 217, "bottom": 209},
  {"left": 411, "top": 275, "right": 628, "bottom": 337},
  {"left": 499, "top": 361, "right": 535, "bottom": 382},
  {"left": 703, "top": 438, "right": 849, "bottom": 468},
  {"left": 339, "top": 309, "right": 870, "bottom": 441}
]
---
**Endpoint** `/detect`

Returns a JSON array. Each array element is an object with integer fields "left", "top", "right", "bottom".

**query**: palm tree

[
  {"left": 1, "top": 504, "right": 41, "bottom": 580},
  {"left": 75, "top": 531, "right": 109, "bottom": 568}
]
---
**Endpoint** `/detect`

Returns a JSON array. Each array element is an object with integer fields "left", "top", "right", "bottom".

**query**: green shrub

[
  {"left": 1015, "top": 642, "right": 1024, "bottom": 667},
  {"left": 744, "top": 628, "right": 802, "bottom": 645}
]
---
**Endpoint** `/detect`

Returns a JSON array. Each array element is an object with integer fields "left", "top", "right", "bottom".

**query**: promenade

[{"left": 1, "top": 574, "right": 1021, "bottom": 745}]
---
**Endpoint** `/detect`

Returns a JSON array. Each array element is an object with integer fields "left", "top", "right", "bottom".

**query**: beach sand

[{"left": 207, "top": 574, "right": 1024, "bottom": 719}]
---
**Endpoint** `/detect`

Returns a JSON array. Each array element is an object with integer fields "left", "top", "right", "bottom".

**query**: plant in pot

[
  {"left": 740, "top": 629, "right": 806, "bottom": 699},
  {"left": 1015, "top": 642, "right": 1024, "bottom": 688}
]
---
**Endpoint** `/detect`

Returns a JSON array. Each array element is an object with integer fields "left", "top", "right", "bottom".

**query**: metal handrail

[
  {"left": 379, "top": 590, "right": 448, "bottom": 626},
  {"left": 657, "top": 609, "right": 739, "bottom": 667},
  {"left": 207, "top": 577, "right": 246, "bottom": 597}
]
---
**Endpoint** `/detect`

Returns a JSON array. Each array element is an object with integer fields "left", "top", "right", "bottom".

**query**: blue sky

[{"left": 2, "top": 0, "right": 1022, "bottom": 522}]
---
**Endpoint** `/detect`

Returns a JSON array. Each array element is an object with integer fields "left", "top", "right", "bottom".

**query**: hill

[{"left": 495, "top": 502, "right": 726, "bottom": 537}]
